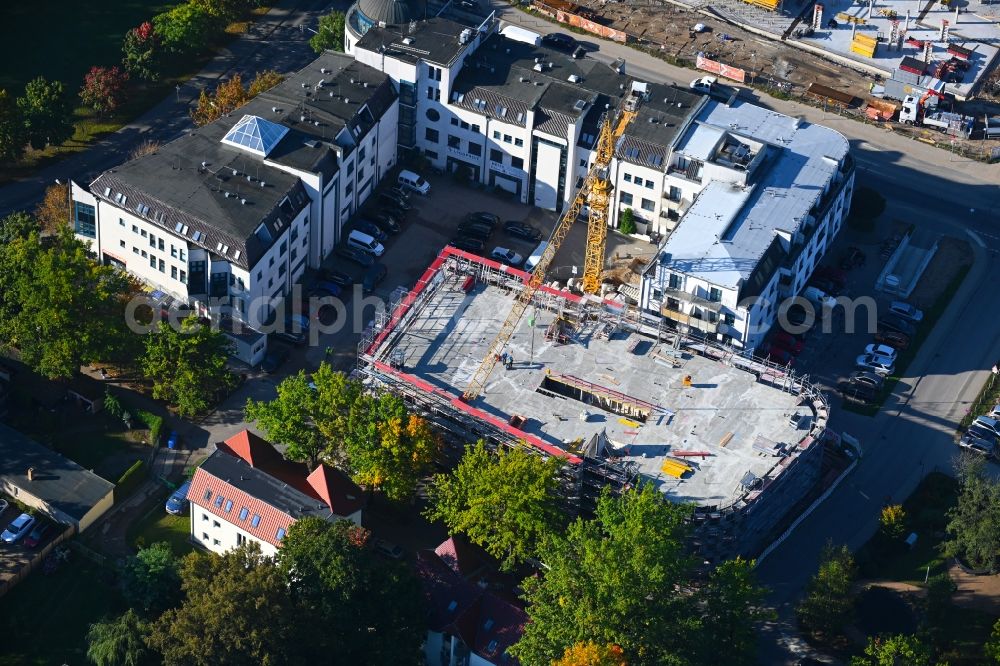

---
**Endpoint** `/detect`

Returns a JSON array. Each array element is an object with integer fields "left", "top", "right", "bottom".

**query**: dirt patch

[
  {"left": 908, "top": 236, "right": 974, "bottom": 310},
  {"left": 948, "top": 562, "right": 1000, "bottom": 615}
]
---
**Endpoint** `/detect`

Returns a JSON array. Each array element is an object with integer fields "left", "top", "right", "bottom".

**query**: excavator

[{"left": 461, "top": 88, "right": 643, "bottom": 401}]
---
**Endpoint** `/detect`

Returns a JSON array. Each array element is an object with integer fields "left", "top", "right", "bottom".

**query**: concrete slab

[{"left": 389, "top": 280, "right": 808, "bottom": 506}]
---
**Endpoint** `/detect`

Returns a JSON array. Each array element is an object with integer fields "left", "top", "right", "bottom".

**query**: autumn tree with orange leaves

[
  {"left": 190, "top": 70, "right": 284, "bottom": 126},
  {"left": 554, "top": 642, "right": 627, "bottom": 666}
]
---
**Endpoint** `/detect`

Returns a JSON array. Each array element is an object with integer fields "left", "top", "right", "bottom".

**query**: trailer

[{"left": 864, "top": 97, "right": 898, "bottom": 121}]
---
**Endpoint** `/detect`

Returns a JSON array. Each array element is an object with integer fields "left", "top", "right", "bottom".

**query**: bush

[
  {"left": 619, "top": 208, "right": 637, "bottom": 235},
  {"left": 114, "top": 460, "right": 146, "bottom": 503},
  {"left": 136, "top": 410, "right": 163, "bottom": 447}
]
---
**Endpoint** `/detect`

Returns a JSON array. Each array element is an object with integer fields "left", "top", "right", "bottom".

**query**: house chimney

[{"left": 27, "top": 467, "right": 35, "bottom": 481}]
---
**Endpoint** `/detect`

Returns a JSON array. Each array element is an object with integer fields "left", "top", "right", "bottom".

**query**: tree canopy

[
  {"left": 153, "top": 4, "right": 219, "bottom": 55},
  {"left": 86, "top": 609, "right": 154, "bottom": 666},
  {"left": 849, "top": 634, "right": 940, "bottom": 666},
  {"left": 425, "top": 440, "right": 565, "bottom": 570},
  {"left": 0, "top": 89, "right": 25, "bottom": 162},
  {"left": 140, "top": 315, "right": 234, "bottom": 417},
  {"left": 35, "top": 183, "right": 72, "bottom": 235},
  {"left": 945, "top": 459, "right": 1000, "bottom": 572},
  {"left": 246, "top": 370, "right": 327, "bottom": 469},
  {"left": 190, "top": 71, "right": 284, "bottom": 126},
  {"left": 121, "top": 542, "right": 182, "bottom": 615},
  {"left": 309, "top": 12, "right": 346, "bottom": 53},
  {"left": 510, "top": 484, "right": 699, "bottom": 665},
  {"left": 122, "top": 22, "right": 163, "bottom": 82},
  {"left": 80, "top": 66, "right": 130, "bottom": 116},
  {"left": 16, "top": 76, "right": 74, "bottom": 150},
  {"left": 797, "top": 543, "right": 857, "bottom": 639},
  {"left": 695, "top": 557, "right": 773, "bottom": 666},
  {"left": 0, "top": 211, "right": 39, "bottom": 245},
  {"left": 553, "top": 642, "right": 628, "bottom": 666}
]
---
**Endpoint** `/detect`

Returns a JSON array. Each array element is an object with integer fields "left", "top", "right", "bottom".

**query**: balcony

[
  {"left": 661, "top": 306, "right": 719, "bottom": 334},
  {"left": 662, "top": 287, "right": 724, "bottom": 311}
]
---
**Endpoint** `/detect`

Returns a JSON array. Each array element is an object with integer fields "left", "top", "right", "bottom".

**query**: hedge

[
  {"left": 114, "top": 459, "right": 146, "bottom": 503},
  {"left": 136, "top": 410, "right": 163, "bottom": 447}
]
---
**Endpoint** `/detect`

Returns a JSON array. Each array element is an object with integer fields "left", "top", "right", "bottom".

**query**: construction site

[{"left": 357, "top": 248, "right": 835, "bottom": 560}]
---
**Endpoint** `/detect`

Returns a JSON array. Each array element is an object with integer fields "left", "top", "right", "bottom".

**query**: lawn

[
  {"left": 128, "top": 493, "right": 194, "bottom": 556},
  {"left": 857, "top": 472, "right": 958, "bottom": 582},
  {"left": 0, "top": 557, "right": 124, "bottom": 666}
]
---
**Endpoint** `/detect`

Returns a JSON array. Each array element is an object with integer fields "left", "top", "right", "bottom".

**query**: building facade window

[
  {"left": 425, "top": 128, "right": 439, "bottom": 143},
  {"left": 514, "top": 138, "right": 523, "bottom": 147},
  {"left": 448, "top": 135, "right": 460, "bottom": 148},
  {"left": 171, "top": 266, "right": 177, "bottom": 279},
  {"left": 73, "top": 202, "right": 96, "bottom": 238},
  {"left": 490, "top": 149, "right": 503, "bottom": 163},
  {"left": 641, "top": 198, "right": 655, "bottom": 212},
  {"left": 645, "top": 179, "right": 655, "bottom": 189},
  {"left": 624, "top": 173, "right": 632, "bottom": 182},
  {"left": 621, "top": 192, "right": 633, "bottom": 206},
  {"left": 468, "top": 142, "right": 481, "bottom": 157},
  {"left": 511, "top": 157, "right": 524, "bottom": 170},
  {"left": 709, "top": 287, "right": 722, "bottom": 302}
]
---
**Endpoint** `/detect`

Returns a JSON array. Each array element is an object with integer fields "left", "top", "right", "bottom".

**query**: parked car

[
  {"left": 968, "top": 422, "right": 999, "bottom": 443},
  {"left": 840, "top": 246, "right": 866, "bottom": 269},
  {"left": 319, "top": 268, "right": 354, "bottom": 287},
  {"left": 1, "top": 513, "right": 36, "bottom": 544},
  {"left": 959, "top": 433, "right": 996, "bottom": 457},
  {"left": 0, "top": 499, "right": 8, "bottom": 516},
  {"left": 261, "top": 344, "right": 291, "bottom": 373},
  {"left": 877, "top": 315, "right": 915, "bottom": 337},
  {"left": 354, "top": 220, "right": 388, "bottom": 242},
  {"left": 165, "top": 480, "right": 193, "bottom": 515},
  {"left": 771, "top": 331, "right": 804, "bottom": 355},
  {"left": 863, "top": 343, "right": 897, "bottom": 362},
  {"left": 457, "top": 222, "right": 494, "bottom": 241},
  {"left": 989, "top": 404, "right": 1000, "bottom": 420},
  {"left": 398, "top": 169, "right": 430, "bottom": 195},
  {"left": 874, "top": 328, "right": 910, "bottom": 350},
  {"left": 378, "top": 206, "right": 406, "bottom": 223},
  {"left": 888, "top": 301, "right": 924, "bottom": 322},
  {"left": 856, "top": 353, "right": 895, "bottom": 376},
  {"left": 273, "top": 314, "right": 310, "bottom": 347},
  {"left": 504, "top": 220, "right": 542, "bottom": 242},
  {"left": 465, "top": 212, "right": 499, "bottom": 229},
  {"left": 311, "top": 280, "right": 343, "bottom": 298},
  {"left": 23, "top": 521, "right": 52, "bottom": 549},
  {"left": 842, "top": 384, "right": 879, "bottom": 406},
  {"left": 845, "top": 370, "right": 885, "bottom": 390},
  {"left": 384, "top": 186, "right": 411, "bottom": 201},
  {"left": 542, "top": 32, "right": 577, "bottom": 51},
  {"left": 689, "top": 76, "right": 717, "bottom": 94},
  {"left": 450, "top": 237, "right": 486, "bottom": 253},
  {"left": 491, "top": 246, "right": 524, "bottom": 266},
  {"left": 378, "top": 192, "right": 411, "bottom": 210},
  {"left": 813, "top": 265, "right": 847, "bottom": 290},
  {"left": 372, "top": 213, "right": 402, "bottom": 234},
  {"left": 374, "top": 539, "right": 404, "bottom": 559},
  {"left": 336, "top": 245, "right": 376, "bottom": 267},
  {"left": 363, "top": 263, "right": 388, "bottom": 295}
]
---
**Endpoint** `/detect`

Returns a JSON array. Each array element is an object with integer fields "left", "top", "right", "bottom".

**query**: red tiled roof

[
  {"left": 434, "top": 536, "right": 486, "bottom": 580},
  {"left": 188, "top": 466, "right": 295, "bottom": 549},
  {"left": 220, "top": 430, "right": 281, "bottom": 468},
  {"left": 306, "top": 464, "right": 365, "bottom": 517}
]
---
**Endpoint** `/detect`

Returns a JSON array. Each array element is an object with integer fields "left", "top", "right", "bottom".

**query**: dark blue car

[{"left": 165, "top": 481, "right": 192, "bottom": 515}]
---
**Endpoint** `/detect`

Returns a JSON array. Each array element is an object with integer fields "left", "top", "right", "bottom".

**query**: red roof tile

[
  {"left": 188, "top": 466, "right": 295, "bottom": 550},
  {"left": 220, "top": 430, "right": 281, "bottom": 468},
  {"left": 306, "top": 464, "right": 365, "bottom": 517}
]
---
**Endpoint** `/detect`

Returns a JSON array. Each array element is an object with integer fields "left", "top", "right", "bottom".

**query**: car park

[
  {"left": 450, "top": 237, "right": 486, "bottom": 253},
  {"left": 23, "top": 521, "right": 52, "bottom": 549},
  {"left": 374, "top": 539, "right": 404, "bottom": 558},
  {"left": 491, "top": 246, "right": 524, "bottom": 266},
  {"left": 856, "top": 354, "right": 894, "bottom": 376},
  {"left": 542, "top": 32, "right": 577, "bottom": 51},
  {"left": 378, "top": 192, "right": 412, "bottom": 210},
  {"left": 466, "top": 212, "right": 499, "bottom": 228},
  {"left": 354, "top": 220, "right": 387, "bottom": 242},
  {"left": 385, "top": 186, "right": 411, "bottom": 201},
  {"left": 261, "top": 344, "right": 291, "bottom": 373},
  {"left": 690, "top": 76, "right": 717, "bottom": 94},
  {"left": 347, "top": 230, "right": 385, "bottom": 257},
  {"left": 319, "top": 268, "right": 354, "bottom": 287},
  {"left": 840, "top": 246, "right": 866, "bottom": 269},
  {"left": 372, "top": 213, "right": 402, "bottom": 234},
  {"left": 968, "top": 421, "right": 999, "bottom": 442},
  {"left": 874, "top": 328, "right": 910, "bottom": 350},
  {"left": 336, "top": 245, "right": 376, "bottom": 267},
  {"left": 864, "top": 344, "right": 897, "bottom": 362},
  {"left": 989, "top": 404, "right": 1000, "bottom": 420},
  {"left": 165, "top": 480, "right": 192, "bottom": 515},
  {"left": 973, "top": 415, "right": 1000, "bottom": 437},
  {"left": 363, "top": 263, "right": 388, "bottom": 295},
  {"left": 1, "top": 513, "right": 36, "bottom": 544},
  {"left": 504, "top": 220, "right": 542, "bottom": 242},
  {"left": 889, "top": 301, "right": 924, "bottom": 322}
]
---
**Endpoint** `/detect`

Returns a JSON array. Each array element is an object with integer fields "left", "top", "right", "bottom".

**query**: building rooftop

[
  {"left": 0, "top": 423, "right": 114, "bottom": 523},
  {"left": 659, "top": 99, "right": 850, "bottom": 293},
  {"left": 357, "top": 17, "right": 478, "bottom": 67},
  {"left": 88, "top": 52, "right": 395, "bottom": 269},
  {"left": 373, "top": 271, "right": 812, "bottom": 507}
]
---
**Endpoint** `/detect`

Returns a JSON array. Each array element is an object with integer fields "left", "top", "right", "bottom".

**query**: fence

[{"left": 0, "top": 523, "right": 75, "bottom": 598}]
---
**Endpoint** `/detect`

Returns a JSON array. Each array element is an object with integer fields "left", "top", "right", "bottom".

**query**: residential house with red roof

[
  {"left": 187, "top": 430, "right": 364, "bottom": 556},
  {"left": 416, "top": 537, "right": 527, "bottom": 665}
]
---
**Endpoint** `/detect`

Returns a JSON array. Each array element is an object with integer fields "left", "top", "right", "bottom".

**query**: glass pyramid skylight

[{"left": 221, "top": 115, "right": 289, "bottom": 158}]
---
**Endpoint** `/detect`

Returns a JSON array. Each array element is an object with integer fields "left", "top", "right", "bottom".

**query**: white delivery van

[
  {"left": 500, "top": 25, "right": 542, "bottom": 46},
  {"left": 397, "top": 170, "right": 430, "bottom": 195},
  {"left": 347, "top": 229, "right": 385, "bottom": 257},
  {"left": 524, "top": 241, "right": 548, "bottom": 272}
]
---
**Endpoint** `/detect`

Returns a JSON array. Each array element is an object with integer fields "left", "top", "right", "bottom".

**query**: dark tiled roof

[
  {"left": 357, "top": 17, "right": 477, "bottom": 67},
  {"left": 0, "top": 423, "right": 114, "bottom": 524}
]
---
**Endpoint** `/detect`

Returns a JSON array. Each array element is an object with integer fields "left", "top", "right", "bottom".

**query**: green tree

[
  {"left": 246, "top": 370, "right": 327, "bottom": 469},
  {"left": 425, "top": 440, "right": 565, "bottom": 570},
  {"left": 797, "top": 543, "right": 858, "bottom": 639},
  {"left": 153, "top": 4, "right": 220, "bottom": 55},
  {"left": 121, "top": 542, "right": 181, "bottom": 615},
  {"left": 696, "top": 557, "right": 774, "bottom": 666},
  {"left": 311, "top": 363, "right": 362, "bottom": 448},
  {"left": 86, "top": 609, "right": 154, "bottom": 666},
  {"left": 276, "top": 517, "right": 424, "bottom": 664},
  {"left": 0, "top": 89, "right": 25, "bottom": 162},
  {"left": 0, "top": 211, "right": 39, "bottom": 245},
  {"left": 80, "top": 66, "right": 130, "bottom": 116},
  {"left": 985, "top": 618, "right": 1000, "bottom": 663},
  {"left": 510, "top": 484, "right": 696, "bottom": 665},
  {"left": 944, "top": 461, "right": 1000, "bottom": 572},
  {"left": 140, "top": 315, "right": 234, "bottom": 418},
  {"left": 0, "top": 228, "right": 137, "bottom": 379},
  {"left": 849, "top": 634, "right": 938, "bottom": 666},
  {"left": 16, "top": 76, "right": 74, "bottom": 150},
  {"left": 148, "top": 545, "right": 294, "bottom": 666},
  {"left": 880, "top": 504, "right": 907, "bottom": 540},
  {"left": 618, "top": 208, "right": 636, "bottom": 235},
  {"left": 343, "top": 390, "right": 439, "bottom": 501},
  {"left": 309, "top": 11, "right": 346, "bottom": 53},
  {"left": 122, "top": 22, "right": 162, "bottom": 82}
]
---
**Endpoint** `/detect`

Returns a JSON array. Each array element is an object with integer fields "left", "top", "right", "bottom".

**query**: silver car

[{"left": 1, "top": 513, "right": 36, "bottom": 544}]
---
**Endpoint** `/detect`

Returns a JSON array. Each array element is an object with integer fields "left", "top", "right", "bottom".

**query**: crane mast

[{"left": 461, "top": 92, "right": 642, "bottom": 402}]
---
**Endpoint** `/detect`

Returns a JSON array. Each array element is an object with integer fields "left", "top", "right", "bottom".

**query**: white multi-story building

[
  {"left": 71, "top": 51, "right": 399, "bottom": 326},
  {"left": 187, "top": 430, "right": 364, "bottom": 557},
  {"left": 639, "top": 101, "right": 854, "bottom": 349}
]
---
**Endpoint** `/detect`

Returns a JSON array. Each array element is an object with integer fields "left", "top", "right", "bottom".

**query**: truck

[{"left": 899, "top": 95, "right": 973, "bottom": 138}]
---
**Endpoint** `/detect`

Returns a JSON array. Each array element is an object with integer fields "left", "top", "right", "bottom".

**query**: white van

[
  {"left": 524, "top": 241, "right": 548, "bottom": 272},
  {"left": 347, "top": 230, "right": 385, "bottom": 257},
  {"left": 398, "top": 170, "right": 430, "bottom": 195}
]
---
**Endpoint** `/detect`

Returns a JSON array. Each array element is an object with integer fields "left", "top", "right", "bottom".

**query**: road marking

[
  {"left": 967, "top": 229, "right": 987, "bottom": 249},
  {"left": 858, "top": 490, "right": 871, "bottom": 501}
]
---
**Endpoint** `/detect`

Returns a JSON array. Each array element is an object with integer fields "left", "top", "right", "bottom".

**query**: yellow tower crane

[{"left": 461, "top": 93, "right": 641, "bottom": 402}]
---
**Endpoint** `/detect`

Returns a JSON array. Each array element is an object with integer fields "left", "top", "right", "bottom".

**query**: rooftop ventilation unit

[
  {"left": 320, "top": 67, "right": 328, "bottom": 74},
  {"left": 201, "top": 161, "right": 208, "bottom": 168},
  {"left": 241, "top": 198, "right": 247, "bottom": 205},
  {"left": 533, "top": 63, "right": 544, "bottom": 72},
  {"left": 519, "top": 77, "right": 528, "bottom": 83},
  {"left": 260, "top": 181, "right": 266, "bottom": 187},
  {"left": 402, "top": 37, "right": 413, "bottom": 45},
  {"left": 459, "top": 28, "right": 472, "bottom": 44},
  {"left": 224, "top": 192, "right": 231, "bottom": 198},
  {"left": 231, "top": 169, "right": 238, "bottom": 177},
  {"left": 300, "top": 83, "right": 307, "bottom": 88},
  {"left": 317, "top": 79, "right": 325, "bottom": 87},
  {"left": 567, "top": 74, "right": 582, "bottom": 83},
  {"left": 363, "top": 81, "right": 368, "bottom": 88},
  {"left": 272, "top": 107, "right": 278, "bottom": 113},
  {"left": 573, "top": 99, "right": 586, "bottom": 112},
  {"left": 300, "top": 115, "right": 306, "bottom": 122}
]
